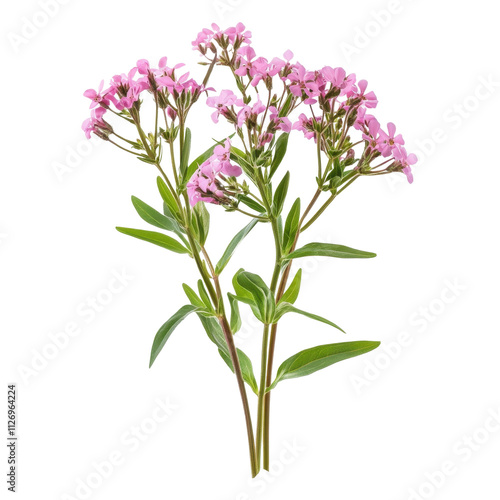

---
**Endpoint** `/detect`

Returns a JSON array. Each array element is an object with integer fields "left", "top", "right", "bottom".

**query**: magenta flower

[
  {"left": 206, "top": 90, "right": 238, "bottom": 123},
  {"left": 83, "top": 80, "right": 111, "bottom": 109},
  {"left": 379, "top": 123, "right": 405, "bottom": 157}
]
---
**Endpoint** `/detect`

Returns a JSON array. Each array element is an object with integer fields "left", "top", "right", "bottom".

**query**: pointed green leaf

[
  {"left": 190, "top": 311, "right": 258, "bottom": 394},
  {"left": 272, "top": 171, "right": 290, "bottom": 217},
  {"left": 268, "top": 341, "right": 381, "bottom": 390},
  {"left": 236, "top": 271, "right": 275, "bottom": 324},
  {"left": 236, "top": 194, "right": 266, "bottom": 214},
  {"left": 286, "top": 243, "right": 377, "bottom": 260},
  {"left": 179, "top": 128, "right": 192, "bottom": 178},
  {"left": 282, "top": 198, "right": 301, "bottom": 253},
  {"left": 270, "top": 133, "right": 289, "bottom": 178},
  {"left": 193, "top": 202, "right": 210, "bottom": 245},
  {"left": 198, "top": 316, "right": 227, "bottom": 351},
  {"left": 184, "top": 133, "right": 237, "bottom": 183},
  {"left": 150, "top": 305, "right": 200, "bottom": 367},
  {"left": 157, "top": 176, "right": 179, "bottom": 216},
  {"left": 182, "top": 283, "right": 206, "bottom": 309},
  {"left": 131, "top": 196, "right": 178, "bottom": 232},
  {"left": 218, "top": 348, "right": 259, "bottom": 395},
  {"left": 273, "top": 302, "right": 344, "bottom": 332},
  {"left": 197, "top": 280, "right": 214, "bottom": 313},
  {"left": 185, "top": 146, "right": 215, "bottom": 182},
  {"left": 228, "top": 293, "right": 242, "bottom": 333},
  {"left": 279, "top": 269, "right": 302, "bottom": 305},
  {"left": 116, "top": 227, "right": 190, "bottom": 255},
  {"left": 215, "top": 219, "right": 258, "bottom": 275},
  {"left": 230, "top": 146, "right": 255, "bottom": 178}
]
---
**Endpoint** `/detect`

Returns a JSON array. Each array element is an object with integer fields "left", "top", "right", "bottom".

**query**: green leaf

[
  {"left": 286, "top": 243, "right": 377, "bottom": 260},
  {"left": 215, "top": 219, "right": 258, "bottom": 275},
  {"left": 228, "top": 293, "right": 242, "bottom": 333},
  {"left": 270, "top": 133, "right": 289, "bottom": 178},
  {"left": 131, "top": 196, "right": 178, "bottom": 232},
  {"left": 230, "top": 146, "right": 255, "bottom": 178},
  {"left": 150, "top": 305, "right": 200, "bottom": 367},
  {"left": 268, "top": 341, "right": 381, "bottom": 390},
  {"left": 272, "top": 171, "right": 290, "bottom": 217},
  {"left": 236, "top": 271, "right": 275, "bottom": 324},
  {"left": 190, "top": 311, "right": 258, "bottom": 394},
  {"left": 184, "top": 133, "right": 237, "bottom": 183},
  {"left": 182, "top": 283, "right": 206, "bottom": 309},
  {"left": 232, "top": 269, "right": 254, "bottom": 302},
  {"left": 116, "top": 227, "right": 190, "bottom": 255},
  {"left": 218, "top": 348, "right": 259, "bottom": 395},
  {"left": 236, "top": 194, "right": 266, "bottom": 214},
  {"left": 157, "top": 176, "right": 179, "bottom": 216},
  {"left": 185, "top": 146, "right": 215, "bottom": 182},
  {"left": 197, "top": 316, "right": 227, "bottom": 351},
  {"left": 282, "top": 198, "right": 300, "bottom": 253},
  {"left": 273, "top": 302, "right": 344, "bottom": 332},
  {"left": 197, "top": 280, "right": 214, "bottom": 313},
  {"left": 193, "top": 202, "right": 210, "bottom": 245},
  {"left": 179, "top": 128, "right": 192, "bottom": 178},
  {"left": 279, "top": 269, "right": 302, "bottom": 305}
]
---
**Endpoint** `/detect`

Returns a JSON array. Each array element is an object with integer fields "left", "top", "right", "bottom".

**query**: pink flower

[
  {"left": 361, "top": 118, "right": 384, "bottom": 153},
  {"left": 107, "top": 68, "right": 148, "bottom": 110},
  {"left": 213, "top": 139, "right": 242, "bottom": 176},
  {"left": 249, "top": 55, "right": 287, "bottom": 86},
  {"left": 352, "top": 79, "right": 378, "bottom": 108},
  {"left": 321, "top": 66, "right": 346, "bottom": 88},
  {"left": 206, "top": 89, "right": 238, "bottom": 123},
  {"left": 288, "top": 63, "right": 319, "bottom": 103},
  {"left": 223, "top": 22, "right": 252, "bottom": 45},
  {"left": 292, "top": 113, "right": 318, "bottom": 140},
  {"left": 187, "top": 138, "right": 242, "bottom": 206},
  {"left": 269, "top": 107, "right": 292, "bottom": 133},
  {"left": 393, "top": 146, "right": 417, "bottom": 184},
  {"left": 379, "top": 123, "right": 405, "bottom": 157},
  {"left": 83, "top": 80, "right": 111, "bottom": 109},
  {"left": 234, "top": 46, "right": 257, "bottom": 77},
  {"left": 82, "top": 107, "right": 109, "bottom": 139},
  {"left": 236, "top": 98, "right": 266, "bottom": 128}
]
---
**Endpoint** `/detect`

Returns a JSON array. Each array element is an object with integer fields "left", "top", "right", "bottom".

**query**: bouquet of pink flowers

[{"left": 82, "top": 22, "right": 417, "bottom": 476}]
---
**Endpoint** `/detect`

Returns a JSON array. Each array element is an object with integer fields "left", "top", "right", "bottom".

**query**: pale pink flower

[
  {"left": 206, "top": 90, "right": 238, "bottom": 123},
  {"left": 379, "top": 123, "right": 405, "bottom": 157},
  {"left": 393, "top": 146, "right": 417, "bottom": 184}
]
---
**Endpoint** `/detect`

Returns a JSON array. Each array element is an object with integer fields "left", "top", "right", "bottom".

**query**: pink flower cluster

[
  {"left": 192, "top": 22, "right": 252, "bottom": 55},
  {"left": 82, "top": 57, "right": 210, "bottom": 138},
  {"left": 191, "top": 22, "right": 417, "bottom": 184},
  {"left": 187, "top": 139, "right": 242, "bottom": 206}
]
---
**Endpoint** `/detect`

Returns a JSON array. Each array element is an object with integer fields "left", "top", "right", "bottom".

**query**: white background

[{"left": 2, "top": 1, "right": 500, "bottom": 499}]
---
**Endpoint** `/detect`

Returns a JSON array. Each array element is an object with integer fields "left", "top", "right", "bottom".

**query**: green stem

[
  {"left": 301, "top": 174, "right": 359, "bottom": 233},
  {"left": 262, "top": 188, "right": 322, "bottom": 469},
  {"left": 253, "top": 169, "right": 282, "bottom": 469}
]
